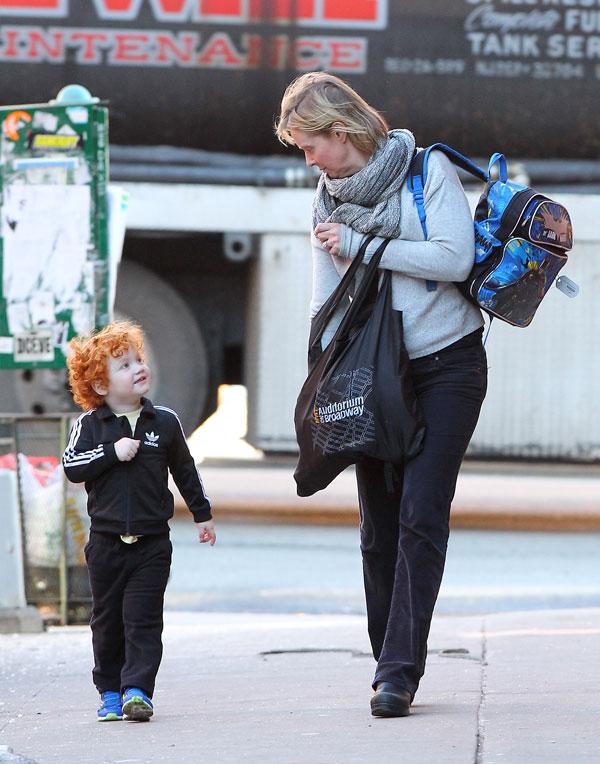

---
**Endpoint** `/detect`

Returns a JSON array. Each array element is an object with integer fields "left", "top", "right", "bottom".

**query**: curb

[
  {"left": 174, "top": 459, "right": 600, "bottom": 533},
  {"left": 175, "top": 502, "right": 600, "bottom": 532}
]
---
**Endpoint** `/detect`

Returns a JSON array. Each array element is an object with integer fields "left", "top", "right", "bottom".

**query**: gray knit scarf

[{"left": 312, "top": 129, "right": 416, "bottom": 238}]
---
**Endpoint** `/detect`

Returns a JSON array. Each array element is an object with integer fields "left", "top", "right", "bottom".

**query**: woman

[{"left": 276, "top": 72, "right": 487, "bottom": 718}]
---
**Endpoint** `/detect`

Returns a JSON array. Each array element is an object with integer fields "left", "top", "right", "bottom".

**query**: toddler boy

[{"left": 63, "top": 320, "right": 215, "bottom": 722}]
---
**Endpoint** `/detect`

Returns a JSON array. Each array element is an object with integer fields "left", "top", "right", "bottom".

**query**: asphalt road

[{"left": 166, "top": 521, "right": 600, "bottom": 615}]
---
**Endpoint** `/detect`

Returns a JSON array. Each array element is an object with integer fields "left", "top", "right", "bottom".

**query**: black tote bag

[{"left": 294, "top": 236, "right": 426, "bottom": 497}]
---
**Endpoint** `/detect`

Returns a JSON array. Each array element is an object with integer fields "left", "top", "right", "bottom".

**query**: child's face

[{"left": 103, "top": 344, "right": 150, "bottom": 411}]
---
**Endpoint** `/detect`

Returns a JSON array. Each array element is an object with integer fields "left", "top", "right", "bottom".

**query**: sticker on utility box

[
  {"left": 0, "top": 337, "right": 14, "bottom": 354},
  {"left": 14, "top": 331, "right": 54, "bottom": 362}
]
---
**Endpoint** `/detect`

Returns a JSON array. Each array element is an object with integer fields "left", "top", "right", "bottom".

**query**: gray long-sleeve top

[{"left": 310, "top": 150, "right": 484, "bottom": 359}]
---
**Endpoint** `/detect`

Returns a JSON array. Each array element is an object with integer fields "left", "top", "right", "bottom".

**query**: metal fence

[{"left": 0, "top": 415, "right": 91, "bottom": 624}]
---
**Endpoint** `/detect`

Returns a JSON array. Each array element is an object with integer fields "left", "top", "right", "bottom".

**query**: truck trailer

[{"left": 0, "top": 0, "right": 598, "bottom": 459}]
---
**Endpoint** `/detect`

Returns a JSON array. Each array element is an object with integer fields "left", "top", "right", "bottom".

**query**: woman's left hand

[{"left": 315, "top": 222, "right": 343, "bottom": 257}]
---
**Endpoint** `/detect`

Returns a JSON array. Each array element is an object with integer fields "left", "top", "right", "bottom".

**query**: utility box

[
  {"left": 0, "top": 95, "right": 109, "bottom": 370},
  {"left": 0, "top": 470, "right": 25, "bottom": 608},
  {"left": 0, "top": 430, "right": 43, "bottom": 633},
  {"left": 0, "top": 415, "right": 91, "bottom": 626}
]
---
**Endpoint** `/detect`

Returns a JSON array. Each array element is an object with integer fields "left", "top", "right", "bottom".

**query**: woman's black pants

[{"left": 356, "top": 330, "right": 487, "bottom": 697}]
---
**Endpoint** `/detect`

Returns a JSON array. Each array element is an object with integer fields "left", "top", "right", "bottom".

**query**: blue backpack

[{"left": 408, "top": 144, "right": 577, "bottom": 327}]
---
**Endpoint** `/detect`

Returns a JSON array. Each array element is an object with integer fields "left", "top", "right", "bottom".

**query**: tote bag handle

[
  {"left": 309, "top": 236, "right": 389, "bottom": 357},
  {"left": 309, "top": 234, "right": 375, "bottom": 349},
  {"left": 331, "top": 238, "right": 390, "bottom": 345}
]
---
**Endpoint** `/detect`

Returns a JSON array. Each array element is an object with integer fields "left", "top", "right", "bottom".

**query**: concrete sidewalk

[
  {"left": 175, "top": 458, "right": 600, "bottom": 532},
  {"left": 1, "top": 608, "right": 599, "bottom": 763}
]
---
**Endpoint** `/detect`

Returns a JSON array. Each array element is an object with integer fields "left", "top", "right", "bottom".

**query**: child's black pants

[
  {"left": 356, "top": 330, "right": 487, "bottom": 698},
  {"left": 85, "top": 530, "right": 172, "bottom": 698}
]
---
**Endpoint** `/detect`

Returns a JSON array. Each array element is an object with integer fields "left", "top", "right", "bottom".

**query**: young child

[{"left": 62, "top": 320, "right": 215, "bottom": 722}]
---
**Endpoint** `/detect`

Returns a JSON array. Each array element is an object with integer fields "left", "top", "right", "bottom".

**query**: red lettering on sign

[
  {"left": 155, "top": 31, "right": 198, "bottom": 64},
  {"left": 0, "top": 24, "right": 369, "bottom": 71},
  {"left": 268, "top": 34, "right": 289, "bottom": 69},
  {"left": 197, "top": 32, "right": 242, "bottom": 66},
  {"left": 293, "top": 37, "right": 324, "bottom": 70},
  {"left": 325, "top": 0, "right": 376, "bottom": 22},
  {"left": 329, "top": 39, "right": 363, "bottom": 69},
  {"left": 92, "top": 0, "right": 141, "bottom": 18},
  {"left": 243, "top": 32, "right": 262, "bottom": 68},
  {"left": 156, "top": 0, "right": 194, "bottom": 12},
  {"left": 111, "top": 32, "right": 149, "bottom": 62},
  {"left": 150, "top": 0, "right": 201, "bottom": 18},
  {"left": 0, "top": 0, "right": 63, "bottom": 11},
  {"left": 292, "top": 36, "right": 366, "bottom": 72},
  {"left": 95, "top": 0, "right": 134, "bottom": 9},
  {"left": 247, "top": 0, "right": 384, "bottom": 27},
  {"left": 94, "top": 0, "right": 245, "bottom": 22},
  {"left": 93, "top": 0, "right": 199, "bottom": 20},
  {"left": 0, "top": 27, "right": 21, "bottom": 57},
  {"left": 201, "top": 0, "right": 241, "bottom": 17},
  {"left": 0, "top": 0, "right": 386, "bottom": 27},
  {"left": 27, "top": 27, "right": 64, "bottom": 60},
  {"left": 69, "top": 30, "right": 109, "bottom": 63},
  {"left": 268, "top": 0, "right": 314, "bottom": 21}
]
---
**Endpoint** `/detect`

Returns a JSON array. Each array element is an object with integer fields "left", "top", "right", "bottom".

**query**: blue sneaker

[
  {"left": 97, "top": 691, "right": 123, "bottom": 721},
  {"left": 122, "top": 687, "right": 153, "bottom": 721}
]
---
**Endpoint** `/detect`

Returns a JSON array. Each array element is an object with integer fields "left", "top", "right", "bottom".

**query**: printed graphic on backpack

[
  {"left": 528, "top": 201, "right": 573, "bottom": 250},
  {"left": 475, "top": 238, "right": 568, "bottom": 327}
]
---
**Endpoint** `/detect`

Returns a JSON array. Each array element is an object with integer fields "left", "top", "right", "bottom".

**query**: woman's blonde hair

[
  {"left": 275, "top": 72, "right": 389, "bottom": 155},
  {"left": 67, "top": 320, "right": 145, "bottom": 410}
]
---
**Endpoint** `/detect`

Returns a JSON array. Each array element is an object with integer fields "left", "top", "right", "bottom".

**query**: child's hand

[
  {"left": 115, "top": 437, "right": 141, "bottom": 462},
  {"left": 195, "top": 519, "right": 216, "bottom": 546}
]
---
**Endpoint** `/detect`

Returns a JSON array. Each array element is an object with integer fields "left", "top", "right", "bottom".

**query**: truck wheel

[
  {"left": 114, "top": 261, "right": 209, "bottom": 435},
  {"left": 0, "top": 261, "right": 209, "bottom": 436}
]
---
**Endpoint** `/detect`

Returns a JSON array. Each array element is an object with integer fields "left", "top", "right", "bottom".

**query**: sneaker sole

[
  {"left": 370, "top": 695, "right": 410, "bottom": 718},
  {"left": 122, "top": 698, "right": 153, "bottom": 722},
  {"left": 97, "top": 713, "right": 123, "bottom": 722}
]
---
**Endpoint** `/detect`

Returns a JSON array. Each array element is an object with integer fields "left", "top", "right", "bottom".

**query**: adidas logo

[{"left": 144, "top": 431, "right": 159, "bottom": 447}]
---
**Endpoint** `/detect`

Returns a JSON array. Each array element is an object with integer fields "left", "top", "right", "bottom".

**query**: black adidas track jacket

[{"left": 63, "top": 398, "right": 211, "bottom": 535}]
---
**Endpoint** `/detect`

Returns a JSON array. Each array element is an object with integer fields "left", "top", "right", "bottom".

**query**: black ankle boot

[{"left": 370, "top": 682, "right": 411, "bottom": 718}]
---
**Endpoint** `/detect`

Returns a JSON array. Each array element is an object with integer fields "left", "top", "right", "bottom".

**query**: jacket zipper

[
  {"left": 125, "top": 462, "right": 131, "bottom": 535},
  {"left": 125, "top": 416, "right": 136, "bottom": 535}
]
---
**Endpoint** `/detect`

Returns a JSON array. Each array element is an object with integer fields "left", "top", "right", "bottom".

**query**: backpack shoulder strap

[
  {"left": 407, "top": 148, "right": 428, "bottom": 238},
  {"left": 424, "top": 143, "right": 487, "bottom": 184},
  {"left": 407, "top": 148, "right": 436, "bottom": 292},
  {"left": 408, "top": 144, "right": 487, "bottom": 293}
]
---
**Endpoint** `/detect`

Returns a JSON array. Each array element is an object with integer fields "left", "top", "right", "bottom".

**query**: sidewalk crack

[{"left": 474, "top": 616, "right": 488, "bottom": 764}]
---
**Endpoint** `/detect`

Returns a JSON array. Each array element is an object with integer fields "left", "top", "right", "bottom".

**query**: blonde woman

[{"left": 277, "top": 72, "right": 487, "bottom": 718}]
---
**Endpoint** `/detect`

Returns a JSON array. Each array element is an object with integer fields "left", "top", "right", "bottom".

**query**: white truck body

[{"left": 123, "top": 181, "right": 600, "bottom": 460}]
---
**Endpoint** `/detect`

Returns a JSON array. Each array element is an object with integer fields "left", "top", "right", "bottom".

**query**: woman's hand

[{"left": 315, "top": 222, "right": 344, "bottom": 257}]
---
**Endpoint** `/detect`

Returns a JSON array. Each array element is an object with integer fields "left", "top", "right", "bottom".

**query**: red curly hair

[{"left": 67, "top": 320, "right": 145, "bottom": 411}]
